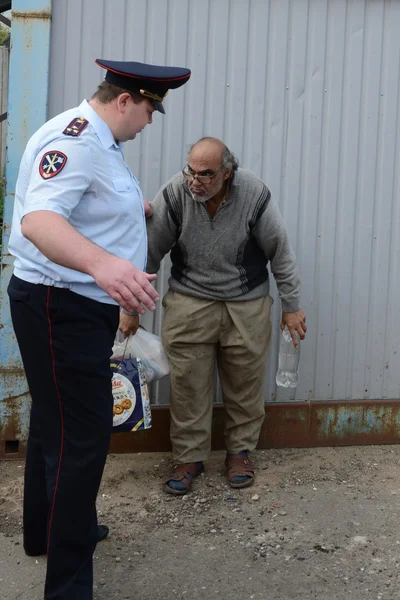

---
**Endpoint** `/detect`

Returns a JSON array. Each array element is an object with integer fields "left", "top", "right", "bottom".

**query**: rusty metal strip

[
  {"left": 109, "top": 400, "right": 400, "bottom": 454},
  {"left": 11, "top": 10, "right": 51, "bottom": 20},
  {"left": 3, "top": 401, "right": 400, "bottom": 459}
]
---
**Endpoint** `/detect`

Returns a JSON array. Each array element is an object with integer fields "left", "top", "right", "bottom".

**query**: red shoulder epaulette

[{"left": 62, "top": 117, "right": 89, "bottom": 137}]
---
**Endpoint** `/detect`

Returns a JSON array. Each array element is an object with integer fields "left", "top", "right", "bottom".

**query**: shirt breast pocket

[{"left": 112, "top": 177, "right": 134, "bottom": 193}]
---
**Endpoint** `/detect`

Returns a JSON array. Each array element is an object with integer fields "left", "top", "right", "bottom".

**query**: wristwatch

[{"left": 120, "top": 308, "right": 139, "bottom": 317}]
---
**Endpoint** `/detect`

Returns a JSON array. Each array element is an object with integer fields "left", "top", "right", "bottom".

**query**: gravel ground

[{"left": 1, "top": 445, "right": 400, "bottom": 600}]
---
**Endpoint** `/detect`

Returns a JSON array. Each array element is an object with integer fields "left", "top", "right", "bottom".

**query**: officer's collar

[{"left": 79, "top": 100, "right": 121, "bottom": 150}]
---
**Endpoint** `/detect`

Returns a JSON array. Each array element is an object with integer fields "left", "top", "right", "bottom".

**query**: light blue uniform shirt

[{"left": 9, "top": 100, "right": 147, "bottom": 304}]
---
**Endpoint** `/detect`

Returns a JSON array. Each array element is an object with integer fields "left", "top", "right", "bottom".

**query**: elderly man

[{"left": 121, "top": 137, "right": 306, "bottom": 495}]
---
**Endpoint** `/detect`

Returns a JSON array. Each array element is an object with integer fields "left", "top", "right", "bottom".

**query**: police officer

[{"left": 7, "top": 58, "right": 191, "bottom": 600}]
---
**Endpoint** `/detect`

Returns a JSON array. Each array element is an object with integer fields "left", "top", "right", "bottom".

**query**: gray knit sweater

[{"left": 146, "top": 168, "right": 300, "bottom": 312}]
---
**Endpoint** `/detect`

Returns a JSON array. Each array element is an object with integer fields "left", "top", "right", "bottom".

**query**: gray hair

[
  {"left": 221, "top": 147, "right": 239, "bottom": 172},
  {"left": 187, "top": 137, "right": 240, "bottom": 173}
]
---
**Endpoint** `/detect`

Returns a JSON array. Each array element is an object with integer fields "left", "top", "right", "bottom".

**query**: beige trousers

[{"left": 162, "top": 290, "right": 273, "bottom": 463}]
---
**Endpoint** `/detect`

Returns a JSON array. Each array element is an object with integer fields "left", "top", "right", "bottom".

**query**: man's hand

[
  {"left": 144, "top": 201, "right": 153, "bottom": 218},
  {"left": 119, "top": 313, "right": 140, "bottom": 337},
  {"left": 281, "top": 310, "right": 307, "bottom": 347},
  {"left": 21, "top": 212, "right": 158, "bottom": 313},
  {"left": 91, "top": 256, "right": 159, "bottom": 314}
]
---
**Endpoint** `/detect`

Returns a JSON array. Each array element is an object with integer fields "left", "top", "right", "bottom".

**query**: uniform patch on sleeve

[
  {"left": 39, "top": 151, "right": 68, "bottom": 180},
  {"left": 62, "top": 117, "right": 89, "bottom": 137}
]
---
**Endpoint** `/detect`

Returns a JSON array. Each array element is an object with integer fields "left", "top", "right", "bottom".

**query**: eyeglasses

[{"left": 182, "top": 165, "right": 222, "bottom": 184}]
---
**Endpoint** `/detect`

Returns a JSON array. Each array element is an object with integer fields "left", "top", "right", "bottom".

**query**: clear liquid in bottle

[{"left": 276, "top": 326, "right": 300, "bottom": 388}]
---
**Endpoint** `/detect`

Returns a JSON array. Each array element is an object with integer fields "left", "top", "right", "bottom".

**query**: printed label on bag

[{"left": 112, "top": 373, "right": 137, "bottom": 427}]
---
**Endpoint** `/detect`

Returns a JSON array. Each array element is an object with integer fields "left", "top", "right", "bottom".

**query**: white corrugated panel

[{"left": 48, "top": 0, "right": 400, "bottom": 403}]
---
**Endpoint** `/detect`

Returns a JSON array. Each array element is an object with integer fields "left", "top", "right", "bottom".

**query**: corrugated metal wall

[{"left": 48, "top": 0, "right": 400, "bottom": 404}]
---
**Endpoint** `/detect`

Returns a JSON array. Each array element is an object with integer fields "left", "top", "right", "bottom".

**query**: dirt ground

[{"left": 1, "top": 446, "right": 400, "bottom": 600}]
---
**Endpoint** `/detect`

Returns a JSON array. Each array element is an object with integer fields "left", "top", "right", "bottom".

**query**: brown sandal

[
  {"left": 164, "top": 462, "right": 204, "bottom": 496},
  {"left": 225, "top": 454, "right": 255, "bottom": 489}
]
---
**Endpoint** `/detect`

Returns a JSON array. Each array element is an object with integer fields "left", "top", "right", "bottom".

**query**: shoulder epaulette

[{"left": 62, "top": 117, "right": 89, "bottom": 137}]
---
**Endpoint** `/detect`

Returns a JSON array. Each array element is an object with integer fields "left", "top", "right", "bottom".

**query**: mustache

[{"left": 183, "top": 179, "right": 206, "bottom": 197}]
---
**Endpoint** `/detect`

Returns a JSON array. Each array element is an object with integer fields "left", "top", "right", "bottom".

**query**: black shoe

[
  {"left": 24, "top": 524, "right": 109, "bottom": 557},
  {"left": 24, "top": 543, "right": 47, "bottom": 557},
  {"left": 97, "top": 524, "right": 109, "bottom": 543}
]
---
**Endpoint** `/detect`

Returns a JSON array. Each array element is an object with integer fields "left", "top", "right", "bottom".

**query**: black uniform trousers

[{"left": 8, "top": 275, "right": 119, "bottom": 600}]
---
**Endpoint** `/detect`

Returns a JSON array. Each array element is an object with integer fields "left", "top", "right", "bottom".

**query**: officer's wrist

[{"left": 120, "top": 308, "right": 139, "bottom": 317}]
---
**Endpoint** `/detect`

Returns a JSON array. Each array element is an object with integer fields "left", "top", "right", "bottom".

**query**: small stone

[
  {"left": 115, "top": 557, "right": 121, "bottom": 562},
  {"left": 251, "top": 494, "right": 260, "bottom": 501},
  {"left": 210, "top": 529, "right": 217, "bottom": 533},
  {"left": 279, "top": 511, "right": 287, "bottom": 516}
]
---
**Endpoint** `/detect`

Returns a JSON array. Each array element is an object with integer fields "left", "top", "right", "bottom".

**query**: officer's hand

[
  {"left": 281, "top": 310, "right": 307, "bottom": 347},
  {"left": 144, "top": 201, "right": 153, "bottom": 218},
  {"left": 119, "top": 314, "right": 139, "bottom": 337},
  {"left": 92, "top": 256, "right": 159, "bottom": 314}
]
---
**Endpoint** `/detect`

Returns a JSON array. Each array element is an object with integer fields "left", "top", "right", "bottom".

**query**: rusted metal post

[{"left": 0, "top": 0, "right": 52, "bottom": 458}]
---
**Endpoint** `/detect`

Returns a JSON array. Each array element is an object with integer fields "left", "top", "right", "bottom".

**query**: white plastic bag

[{"left": 112, "top": 327, "right": 170, "bottom": 384}]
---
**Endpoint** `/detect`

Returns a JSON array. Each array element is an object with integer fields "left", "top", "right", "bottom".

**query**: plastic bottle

[{"left": 276, "top": 326, "right": 300, "bottom": 388}]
